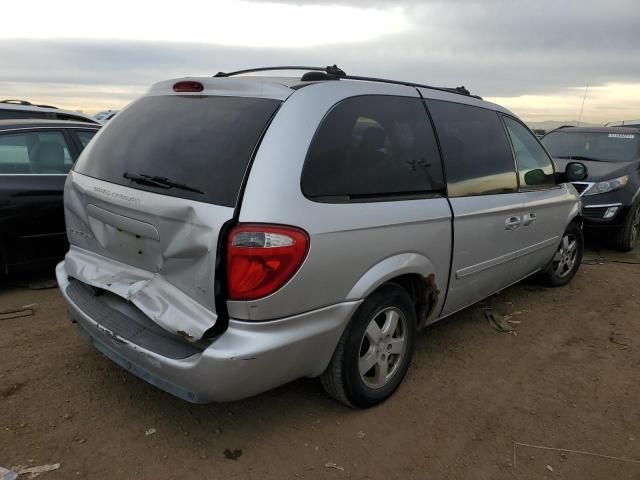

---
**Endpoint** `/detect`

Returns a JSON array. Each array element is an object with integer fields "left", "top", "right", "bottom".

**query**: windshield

[
  {"left": 541, "top": 131, "right": 640, "bottom": 163},
  {"left": 74, "top": 95, "right": 281, "bottom": 207}
]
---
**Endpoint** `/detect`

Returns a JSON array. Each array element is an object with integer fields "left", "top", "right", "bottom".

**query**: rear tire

[
  {"left": 542, "top": 222, "right": 583, "bottom": 287},
  {"left": 612, "top": 202, "right": 640, "bottom": 252},
  {"left": 321, "top": 283, "right": 417, "bottom": 408}
]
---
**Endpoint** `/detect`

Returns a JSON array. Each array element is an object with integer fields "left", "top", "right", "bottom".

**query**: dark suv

[
  {"left": 542, "top": 126, "right": 640, "bottom": 250},
  {"left": 0, "top": 119, "right": 100, "bottom": 274}
]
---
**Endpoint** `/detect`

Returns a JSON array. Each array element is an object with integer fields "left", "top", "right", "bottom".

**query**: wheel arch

[
  {"left": 346, "top": 253, "right": 441, "bottom": 328},
  {"left": 567, "top": 199, "right": 582, "bottom": 228}
]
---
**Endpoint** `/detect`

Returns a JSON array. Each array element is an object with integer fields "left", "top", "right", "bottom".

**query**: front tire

[
  {"left": 612, "top": 202, "right": 640, "bottom": 252},
  {"left": 543, "top": 222, "right": 583, "bottom": 287},
  {"left": 321, "top": 283, "right": 417, "bottom": 408}
]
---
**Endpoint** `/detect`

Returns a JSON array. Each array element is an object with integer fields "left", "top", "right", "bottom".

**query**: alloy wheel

[
  {"left": 358, "top": 307, "right": 407, "bottom": 389},
  {"left": 552, "top": 233, "right": 579, "bottom": 279}
]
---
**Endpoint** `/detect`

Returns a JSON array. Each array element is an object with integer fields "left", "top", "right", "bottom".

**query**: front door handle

[
  {"left": 505, "top": 215, "right": 521, "bottom": 230},
  {"left": 523, "top": 213, "right": 537, "bottom": 226}
]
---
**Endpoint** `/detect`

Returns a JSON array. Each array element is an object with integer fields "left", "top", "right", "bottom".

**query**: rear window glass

[
  {"left": 541, "top": 131, "right": 640, "bottom": 163},
  {"left": 302, "top": 95, "right": 444, "bottom": 201},
  {"left": 74, "top": 95, "right": 281, "bottom": 207}
]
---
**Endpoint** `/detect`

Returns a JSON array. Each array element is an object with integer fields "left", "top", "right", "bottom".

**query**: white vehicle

[
  {"left": 93, "top": 110, "right": 119, "bottom": 123},
  {"left": 0, "top": 100, "right": 98, "bottom": 124}
]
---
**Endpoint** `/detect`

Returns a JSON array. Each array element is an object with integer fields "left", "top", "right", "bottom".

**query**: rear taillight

[
  {"left": 226, "top": 224, "right": 309, "bottom": 301},
  {"left": 173, "top": 81, "right": 204, "bottom": 92}
]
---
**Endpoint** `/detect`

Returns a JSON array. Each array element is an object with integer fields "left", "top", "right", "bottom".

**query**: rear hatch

[{"left": 63, "top": 80, "right": 284, "bottom": 341}]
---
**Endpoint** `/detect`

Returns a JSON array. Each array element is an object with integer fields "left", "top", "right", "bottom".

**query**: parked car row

[
  {"left": 0, "top": 99, "right": 99, "bottom": 124},
  {"left": 1, "top": 68, "right": 637, "bottom": 408}
]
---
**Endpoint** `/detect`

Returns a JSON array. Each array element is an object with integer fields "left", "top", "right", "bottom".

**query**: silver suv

[{"left": 56, "top": 66, "right": 588, "bottom": 407}]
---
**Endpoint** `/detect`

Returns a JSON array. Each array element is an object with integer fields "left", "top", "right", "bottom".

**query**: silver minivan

[{"left": 56, "top": 66, "right": 588, "bottom": 407}]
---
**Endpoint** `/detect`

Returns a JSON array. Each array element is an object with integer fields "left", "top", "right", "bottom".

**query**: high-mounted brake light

[
  {"left": 226, "top": 224, "right": 309, "bottom": 301},
  {"left": 173, "top": 81, "right": 204, "bottom": 93}
]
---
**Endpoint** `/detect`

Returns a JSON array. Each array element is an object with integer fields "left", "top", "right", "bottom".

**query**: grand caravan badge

[{"left": 93, "top": 186, "right": 142, "bottom": 204}]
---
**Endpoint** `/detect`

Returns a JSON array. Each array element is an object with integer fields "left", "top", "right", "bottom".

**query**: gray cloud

[{"left": 1, "top": 0, "right": 638, "bottom": 109}]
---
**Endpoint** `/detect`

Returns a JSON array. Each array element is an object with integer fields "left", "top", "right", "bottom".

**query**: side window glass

[
  {"left": 0, "top": 133, "right": 30, "bottom": 173},
  {"left": 502, "top": 117, "right": 555, "bottom": 187},
  {"left": 302, "top": 95, "right": 444, "bottom": 200},
  {"left": 426, "top": 100, "right": 517, "bottom": 197},
  {"left": 0, "top": 131, "right": 73, "bottom": 174},
  {"left": 34, "top": 132, "right": 74, "bottom": 170},
  {"left": 75, "top": 130, "right": 97, "bottom": 149},
  {"left": 0, "top": 109, "right": 49, "bottom": 120}
]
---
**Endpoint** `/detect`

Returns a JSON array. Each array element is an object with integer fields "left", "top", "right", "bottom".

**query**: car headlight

[{"left": 584, "top": 175, "right": 628, "bottom": 195}]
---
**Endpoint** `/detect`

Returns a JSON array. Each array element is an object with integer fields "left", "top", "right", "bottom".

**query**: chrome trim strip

[
  {"left": 0, "top": 126, "right": 99, "bottom": 133},
  {"left": 456, "top": 236, "right": 559, "bottom": 279},
  {"left": 456, "top": 251, "right": 516, "bottom": 279},
  {"left": 19, "top": 232, "right": 66, "bottom": 239},
  {"left": 0, "top": 173, "right": 68, "bottom": 176},
  {"left": 516, "top": 236, "right": 560, "bottom": 257},
  {"left": 583, "top": 203, "right": 622, "bottom": 208}
]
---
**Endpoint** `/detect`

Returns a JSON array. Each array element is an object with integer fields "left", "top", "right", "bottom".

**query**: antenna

[{"left": 577, "top": 84, "right": 589, "bottom": 126}]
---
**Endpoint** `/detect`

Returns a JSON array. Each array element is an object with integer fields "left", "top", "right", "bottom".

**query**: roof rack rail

[
  {"left": 213, "top": 65, "right": 479, "bottom": 99},
  {"left": 604, "top": 119, "right": 640, "bottom": 127},
  {"left": 0, "top": 99, "right": 59, "bottom": 109},
  {"left": 1, "top": 99, "right": 33, "bottom": 105}
]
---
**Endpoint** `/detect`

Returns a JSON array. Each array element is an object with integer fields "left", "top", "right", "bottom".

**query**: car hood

[{"left": 553, "top": 158, "right": 638, "bottom": 181}]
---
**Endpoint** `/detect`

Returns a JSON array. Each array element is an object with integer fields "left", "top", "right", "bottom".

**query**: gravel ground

[{"left": 1, "top": 241, "right": 639, "bottom": 479}]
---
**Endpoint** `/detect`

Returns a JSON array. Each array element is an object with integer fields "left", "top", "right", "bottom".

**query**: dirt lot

[{"left": 1, "top": 242, "right": 639, "bottom": 479}]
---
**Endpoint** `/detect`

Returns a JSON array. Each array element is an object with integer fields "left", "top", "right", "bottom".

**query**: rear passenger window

[
  {"left": 0, "top": 131, "right": 73, "bottom": 174},
  {"left": 302, "top": 96, "right": 444, "bottom": 200},
  {"left": 502, "top": 116, "right": 555, "bottom": 187},
  {"left": 426, "top": 100, "right": 517, "bottom": 197}
]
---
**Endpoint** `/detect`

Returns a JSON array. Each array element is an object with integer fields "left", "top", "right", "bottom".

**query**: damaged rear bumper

[{"left": 56, "top": 261, "right": 360, "bottom": 403}]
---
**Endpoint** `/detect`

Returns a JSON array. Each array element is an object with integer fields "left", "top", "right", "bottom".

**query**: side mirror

[{"left": 565, "top": 162, "right": 588, "bottom": 182}]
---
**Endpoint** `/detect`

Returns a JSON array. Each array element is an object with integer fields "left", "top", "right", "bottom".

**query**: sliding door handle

[{"left": 505, "top": 216, "right": 521, "bottom": 230}]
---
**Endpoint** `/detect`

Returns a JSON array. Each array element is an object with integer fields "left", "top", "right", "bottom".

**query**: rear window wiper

[
  {"left": 555, "top": 155, "right": 603, "bottom": 162},
  {"left": 123, "top": 172, "right": 204, "bottom": 194}
]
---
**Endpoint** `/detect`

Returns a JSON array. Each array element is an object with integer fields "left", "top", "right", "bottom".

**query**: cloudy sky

[{"left": 1, "top": 0, "right": 639, "bottom": 124}]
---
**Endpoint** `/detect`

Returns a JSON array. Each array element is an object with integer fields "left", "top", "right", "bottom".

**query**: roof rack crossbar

[{"left": 213, "top": 65, "right": 478, "bottom": 98}]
